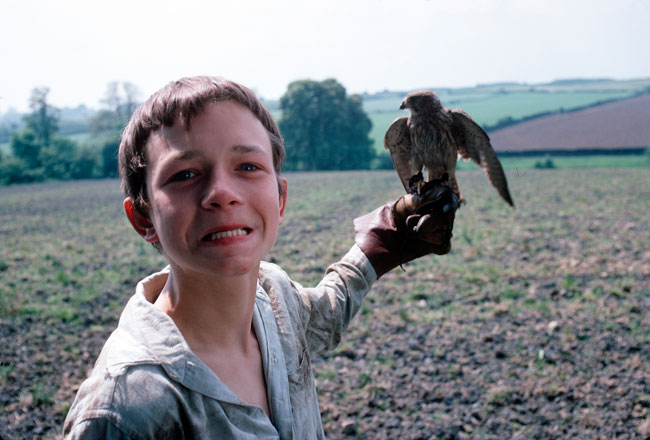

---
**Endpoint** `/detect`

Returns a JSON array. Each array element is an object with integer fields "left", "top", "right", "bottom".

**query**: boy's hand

[
  {"left": 393, "top": 180, "right": 459, "bottom": 247},
  {"left": 354, "top": 181, "right": 458, "bottom": 278}
]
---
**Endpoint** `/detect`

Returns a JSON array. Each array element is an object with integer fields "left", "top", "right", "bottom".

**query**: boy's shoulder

[
  {"left": 98, "top": 291, "right": 177, "bottom": 372},
  {"left": 64, "top": 287, "right": 190, "bottom": 433},
  {"left": 257, "top": 260, "right": 311, "bottom": 324},
  {"left": 63, "top": 358, "right": 181, "bottom": 438},
  {"left": 258, "top": 260, "right": 306, "bottom": 306},
  {"left": 259, "top": 260, "right": 295, "bottom": 288}
]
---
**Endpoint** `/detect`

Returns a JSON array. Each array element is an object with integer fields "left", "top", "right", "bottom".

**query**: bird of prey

[{"left": 384, "top": 90, "right": 514, "bottom": 207}]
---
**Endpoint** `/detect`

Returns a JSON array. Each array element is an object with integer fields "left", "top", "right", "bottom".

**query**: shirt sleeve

[
  {"left": 63, "top": 364, "right": 190, "bottom": 440},
  {"left": 296, "top": 244, "right": 377, "bottom": 354},
  {"left": 64, "top": 414, "right": 131, "bottom": 440}
]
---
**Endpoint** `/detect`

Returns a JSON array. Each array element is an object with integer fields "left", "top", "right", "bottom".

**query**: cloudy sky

[{"left": 1, "top": 0, "right": 649, "bottom": 112}]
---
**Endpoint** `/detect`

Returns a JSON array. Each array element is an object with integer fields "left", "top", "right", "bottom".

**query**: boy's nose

[{"left": 201, "top": 173, "right": 241, "bottom": 209}]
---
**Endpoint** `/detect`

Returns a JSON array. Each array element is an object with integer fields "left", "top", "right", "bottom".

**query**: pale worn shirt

[{"left": 63, "top": 245, "right": 376, "bottom": 439}]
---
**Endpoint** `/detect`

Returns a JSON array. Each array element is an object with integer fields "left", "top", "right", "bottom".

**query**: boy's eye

[
  {"left": 170, "top": 170, "right": 197, "bottom": 182},
  {"left": 238, "top": 163, "right": 259, "bottom": 172}
]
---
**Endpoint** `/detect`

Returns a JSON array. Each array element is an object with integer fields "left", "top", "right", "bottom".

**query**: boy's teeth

[{"left": 207, "top": 229, "right": 249, "bottom": 241}]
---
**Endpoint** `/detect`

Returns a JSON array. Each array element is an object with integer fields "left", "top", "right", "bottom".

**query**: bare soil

[
  {"left": 489, "top": 93, "right": 650, "bottom": 152},
  {"left": 1, "top": 169, "right": 649, "bottom": 439}
]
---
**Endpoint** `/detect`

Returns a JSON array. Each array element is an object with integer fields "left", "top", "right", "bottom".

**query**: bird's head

[{"left": 400, "top": 90, "right": 443, "bottom": 114}]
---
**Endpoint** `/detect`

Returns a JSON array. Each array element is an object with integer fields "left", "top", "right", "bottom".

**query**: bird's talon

[{"left": 408, "top": 172, "right": 425, "bottom": 195}]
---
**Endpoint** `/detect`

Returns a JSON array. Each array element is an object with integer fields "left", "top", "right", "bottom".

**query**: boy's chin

[{"left": 203, "top": 257, "right": 262, "bottom": 278}]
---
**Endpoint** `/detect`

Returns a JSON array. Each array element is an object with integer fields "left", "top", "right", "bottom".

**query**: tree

[
  {"left": 89, "top": 81, "right": 141, "bottom": 177},
  {"left": 39, "top": 137, "right": 77, "bottom": 179},
  {"left": 71, "top": 146, "right": 100, "bottom": 179},
  {"left": 10, "top": 129, "right": 41, "bottom": 169},
  {"left": 2, "top": 87, "right": 91, "bottom": 184},
  {"left": 90, "top": 81, "right": 141, "bottom": 138},
  {"left": 0, "top": 155, "right": 29, "bottom": 185},
  {"left": 24, "top": 87, "right": 59, "bottom": 148},
  {"left": 10, "top": 87, "right": 60, "bottom": 172},
  {"left": 278, "top": 79, "right": 374, "bottom": 171},
  {"left": 99, "top": 135, "right": 120, "bottom": 178}
]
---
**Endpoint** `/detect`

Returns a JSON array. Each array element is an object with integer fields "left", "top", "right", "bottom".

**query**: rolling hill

[
  {"left": 488, "top": 93, "right": 650, "bottom": 154},
  {"left": 363, "top": 77, "right": 650, "bottom": 154}
]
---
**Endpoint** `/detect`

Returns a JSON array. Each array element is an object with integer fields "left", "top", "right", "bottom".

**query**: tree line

[
  {"left": 0, "top": 78, "right": 378, "bottom": 185},
  {"left": 0, "top": 82, "right": 138, "bottom": 185}
]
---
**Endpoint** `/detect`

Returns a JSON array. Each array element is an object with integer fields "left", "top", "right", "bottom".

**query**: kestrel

[{"left": 384, "top": 90, "right": 514, "bottom": 207}]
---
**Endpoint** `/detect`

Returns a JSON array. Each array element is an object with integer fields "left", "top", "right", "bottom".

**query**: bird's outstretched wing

[
  {"left": 384, "top": 116, "right": 413, "bottom": 192},
  {"left": 449, "top": 109, "right": 514, "bottom": 207}
]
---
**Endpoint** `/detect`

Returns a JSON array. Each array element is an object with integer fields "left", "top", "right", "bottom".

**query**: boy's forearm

[{"left": 300, "top": 245, "right": 376, "bottom": 354}]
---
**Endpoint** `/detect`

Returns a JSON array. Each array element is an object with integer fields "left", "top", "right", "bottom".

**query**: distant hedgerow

[{"left": 534, "top": 155, "right": 556, "bottom": 169}]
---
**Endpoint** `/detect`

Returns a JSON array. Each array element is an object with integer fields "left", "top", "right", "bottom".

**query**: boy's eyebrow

[
  {"left": 231, "top": 144, "right": 266, "bottom": 154},
  {"left": 169, "top": 150, "right": 204, "bottom": 161},
  {"left": 162, "top": 144, "right": 267, "bottom": 164}
]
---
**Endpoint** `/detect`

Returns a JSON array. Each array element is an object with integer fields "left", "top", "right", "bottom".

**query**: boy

[{"left": 63, "top": 76, "right": 456, "bottom": 439}]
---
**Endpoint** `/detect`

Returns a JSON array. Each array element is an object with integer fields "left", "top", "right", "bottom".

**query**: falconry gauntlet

[{"left": 354, "top": 181, "right": 457, "bottom": 278}]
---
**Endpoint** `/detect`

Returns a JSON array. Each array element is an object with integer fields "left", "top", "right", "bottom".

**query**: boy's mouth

[{"left": 202, "top": 228, "right": 251, "bottom": 242}]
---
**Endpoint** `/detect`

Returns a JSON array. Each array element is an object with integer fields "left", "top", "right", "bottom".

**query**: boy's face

[{"left": 128, "top": 100, "right": 287, "bottom": 279}]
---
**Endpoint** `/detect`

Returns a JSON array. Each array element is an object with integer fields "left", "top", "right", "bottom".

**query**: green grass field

[{"left": 1, "top": 168, "right": 649, "bottom": 438}]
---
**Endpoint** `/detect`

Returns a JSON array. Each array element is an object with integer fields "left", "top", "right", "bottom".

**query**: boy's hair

[{"left": 119, "top": 76, "right": 285, "bottom": 215}]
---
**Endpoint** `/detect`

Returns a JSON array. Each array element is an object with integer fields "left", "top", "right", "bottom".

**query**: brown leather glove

[{"left": 354, "top": 181, "right": 458, "bottom": 278}]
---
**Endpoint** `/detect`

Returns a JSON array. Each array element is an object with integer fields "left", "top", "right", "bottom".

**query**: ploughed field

[
  {"left": 1, "top": 169, "right": 649, "bottom": 439},
  {"left": 488, "top": 93, "right": 650, "bottom": 153}
]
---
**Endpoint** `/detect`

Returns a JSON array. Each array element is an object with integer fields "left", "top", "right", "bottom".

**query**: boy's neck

[
  {"left": 153, "top": 264, "right": 261, "bottom": 352},
  {"left": 152, "top": 264, "right": 272, "bottom": 417}
]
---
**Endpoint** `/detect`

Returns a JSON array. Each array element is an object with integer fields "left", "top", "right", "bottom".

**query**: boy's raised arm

[{"left": 284, "top": 181, "right": 457, "bottom": 355}]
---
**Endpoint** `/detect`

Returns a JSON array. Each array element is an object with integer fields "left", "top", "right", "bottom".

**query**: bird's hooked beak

[{"left": 399, "top": 100, "right": 406, "bottom": 110}]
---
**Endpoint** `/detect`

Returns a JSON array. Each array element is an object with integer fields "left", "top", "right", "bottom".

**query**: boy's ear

[
  {"left": 124, "top": 198, "right": 159, "bottom": 243},
  {"left": 278, "top": 177, "right": 288, "bottom": 225}
]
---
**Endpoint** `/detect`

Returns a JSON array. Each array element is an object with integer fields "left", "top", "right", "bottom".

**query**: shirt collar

[
  {"left": 107, "top": 266, "right": 295, "bottom": 428},
  {"left": 107, "top": 268, "right": 241, "bottom": 404}
]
